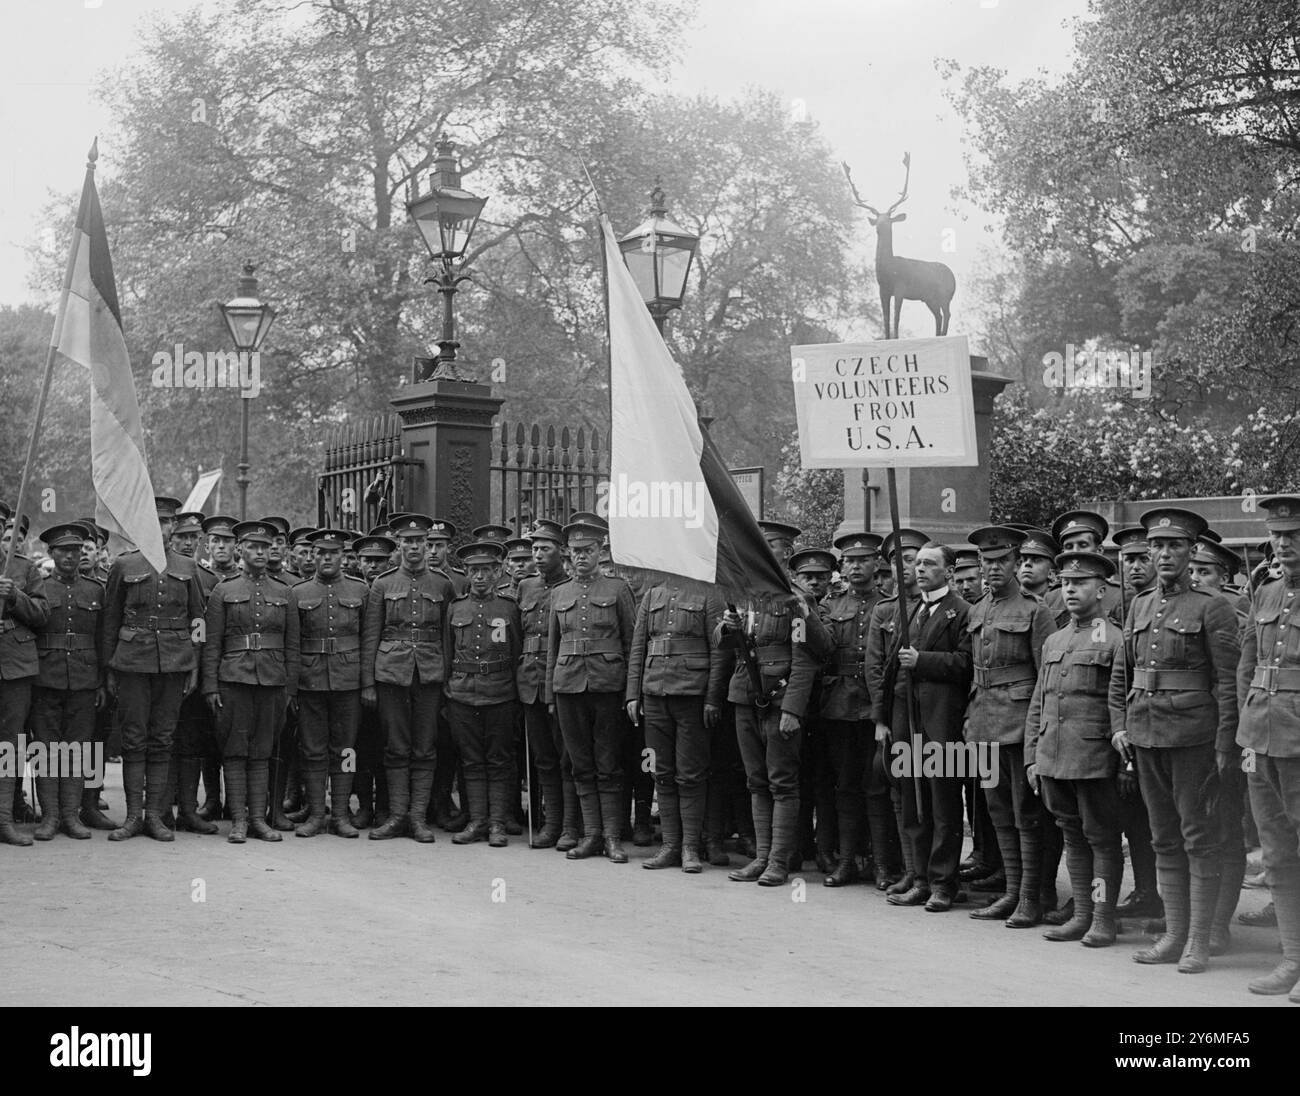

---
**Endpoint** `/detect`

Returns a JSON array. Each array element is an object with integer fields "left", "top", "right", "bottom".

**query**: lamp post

[
  {"left": 406, "top": 136, "right": 487, "bottom": 381},
  {"left": 617, "top": 179, "right": 699, "bottom": 336},
  {"left": 218, "top": 262, "right": 277, "bottom": 519}
]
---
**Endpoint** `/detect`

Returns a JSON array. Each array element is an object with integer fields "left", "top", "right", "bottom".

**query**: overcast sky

[{"left": 1, "top": 0, "right": 1090, "bottom": 319}]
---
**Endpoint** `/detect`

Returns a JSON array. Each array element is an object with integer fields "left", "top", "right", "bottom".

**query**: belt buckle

[
  {"left": 249, "top": 633, "right": 263, "bottom": 652},
  {"left": 479, "top": 660, "right": 491, "bottom": 674},
  {"left": 146, "top": 615, "right": 159, "bottom": 630},
  {"left": 324, "top": 637, "right": 337, "bottom": 655},
  {"left": 1258, "top": 664, "right": 1278, "bottom": 692}
]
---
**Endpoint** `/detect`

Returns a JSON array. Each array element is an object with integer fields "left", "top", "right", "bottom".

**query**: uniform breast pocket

[
  {"left": 553, "top": 595, "right": 578, "bottom": 627},
  {"left": 338, "top": 596, "right": 364, "bottom": 614},
  {"left": 418, "top": 592, "right": 443, "bottom": 627},
  {"left": 1067, "top": 648, "right": 1112, "bottom": 692},
  {"left": 590, "top": 595, "right": 619, "bottom": 626},
  {"left": 1163, "top": 618, "right": 1202, "bottom": 662},
  {"left": 263, "top": 596, "right": 289, "bottom": 624},
  {"left": 757, "top": 606, "right": 790, "bottom": 645},
  {"left": 74, "top": 594, "right": 102, "bottom": 614},
  {"left": 297, "top": 598, "right": 323, "bottom": 613},
  {"left": 383, "top": 591, "right": 408, "bottom": 623},
  {"left": 1253, "top": 607, "right": 1281, "bottom": 658},
  {"left": 993, "top": 618, "right": 1032, "bottom": 661},
  {"left": 122, "top": 572, "right": 151, "bottom": 606}
]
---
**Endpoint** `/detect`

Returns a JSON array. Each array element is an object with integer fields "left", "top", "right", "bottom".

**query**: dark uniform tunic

[
  {"left": 295, "top": 573, "right": 370, "bottom": 772},
  {"left": 103, "top": 549, "right": 204, "bottom": 760},
  {"left": 1124, "top": 574, "right": 1239, "bottom": 870},
  {"left": 31, "top": 573, "right": 104, "bottom": 757},
  {"left": 202, "top": 572, "right": 301, "bottom": 759},
  {"left": 0, "top": 555, "right": 49, "bottom": 749},
  {"left": 517, "top": 570, "right": 571, "bottom": 828},
  {"left": 361, "top": 566, "right": 452, "bottom": 770},
  {"left": 446, "top": 590, "right": 523, "bottom": 820}
]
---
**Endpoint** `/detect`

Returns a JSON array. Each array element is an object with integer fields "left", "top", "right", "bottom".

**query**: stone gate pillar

[{"left": 390, "top": 376, "right": 504, "bottom": 541}]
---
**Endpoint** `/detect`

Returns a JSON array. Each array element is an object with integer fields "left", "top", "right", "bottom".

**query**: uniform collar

[{"left": 1157, "top": 572, "right": 1192, "bottom": 596}]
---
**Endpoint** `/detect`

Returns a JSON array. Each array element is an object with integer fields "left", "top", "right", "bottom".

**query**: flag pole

[{"left": 1, "top": 139, "right": 96, "bottom": 602}]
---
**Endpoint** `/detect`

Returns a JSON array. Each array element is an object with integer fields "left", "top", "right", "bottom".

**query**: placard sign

[{"left": 790, "top": 336, "right": 977, "bottom": 468}]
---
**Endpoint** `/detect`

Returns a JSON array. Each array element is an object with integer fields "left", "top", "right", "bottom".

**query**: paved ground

[{"left": 0, "top": 768, "right": 1290, "bottom": 1008}]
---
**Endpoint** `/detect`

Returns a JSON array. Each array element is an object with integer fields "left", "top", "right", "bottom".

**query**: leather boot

[
  {"left": 971, "top": 825, "right": 1021, "bottom": 920},
  {"left": 647, "top": 782, "right": 681, "bottom": 868},
  {"left": 269, "top": 755, "right": 294, "bottom": 831},
  {"left": 452, "top": 774, "right": 489, "bottom": 844},
  {"left": 369, "top": 768, "right": 410, "bottom": 839},
  {"left": 408, "top": 769, "right": 438, "bottom": 843},
  {"left": 246, "top": 761, "right": 282, "bottom": 841},
  {"left": 80, "top": 785, "right": 117, "bottom": 831},
  {"left": 108, "top": 760, "right": 146, "bottom": 841},
  {"left": 631, "top": 795, "right": 654, "bottom": 847},
  {"left": 825, "top": 807, "right": 860, "bottom": 887},
  {"left": 142, "top": 759, "right": 175, "bottom": 841},
  {"left": 1249, "top": 877, "right": 1300, "bottom": 993},
  {"left": 1210, "top": 842, "right": 1246, "bottom": 957},
  {"left": 1082, "top": 847, "right": 1122, "bottom": 948},
  {"left": 730, "top": 793, "right": 772, "bottom": 881},
  {"left": 681, "top": 845, "right": 703, "bottom": 873},
  {"left": 680, "top": 782, "right": 705, "bottom": 856},
  {"left": 531, "top": 774, "right": 564, "bottom": 848},
  {"left": 196, "top": 757, "right": 222, "bottom": 821},
  {"left": 1115, "top": 887, "right": 1164, "bottom": 920},
  {"left": 487, "top": 777, "right": 510, "bottom": 847},
  {"left": 177, "top": 757, "right": 218, "bottom": 834},
  {"left": 34, "top": 777, "right": 60, "bottom": 841},
  {"left": 556, "top": 778, "right": 582, "bottom": 852},
  {"left": 0, "top": 777, "right": 33, "bottom": 846},
  {"left": 225, "top": 762, "right": 249, "bottom": 844},
  {"left": 59, "top": 778, "right": 91, "bottom": 839},
  {"left": 329, "top": 771, "right": 359, "bottom": 837},
  {"left": 825, "top": 858, "right": 858, "bottom": 887},
  {"left": 758, "top": 797, "right": 799, "bottom": 886},
  {"left": 703, "top": 783, "right": 729, "bottom": 865},
  {"left": 1006, "top": 827, "right": 1042, "bottom": 928},
  {"left": 1134, "top": 861, "right": 1190, "bottom": 964},
  {"left": 566, "top": 788, "right": 603, "bottom": 859},
  {"left": 1043, "top": 840, "right": 1094, "bottom": 942},
  {"left": 295, "top": 768, "right": 330, "bottom": 837},
  {"left": 1178, "top": 867, "right": 1221, "bottom": 974},
  {"left": 601, "top": 790, "right": 628, "bottom": 862}
]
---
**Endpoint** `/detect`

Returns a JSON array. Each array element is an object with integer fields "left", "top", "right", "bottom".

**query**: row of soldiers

[{"left": 1, "top": 493, "right": 1296, "bottom": 1001}]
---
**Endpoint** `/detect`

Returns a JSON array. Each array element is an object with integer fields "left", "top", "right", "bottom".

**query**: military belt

[
  {"left": 1131, "top": 667, "right": 1212, "bottom": 692},
  {"left": 754, "top": 643, "right": 791, "bottom": 662},
  {"left": 301, "top": 636, "right": 360, "bottom": 654},
  {"left": 558, "top": 638, "right": 622, "bottom": 656},
  {"left": 828, "top": 654, "right": 865, "bottom": 677},
  {"left": 452, "top": 657, "right": 514, "bottom": 674},
  {"left": 522, "top": 635, "right": 547, "bottom": 655},
  {"left": 647, "top": 636, "right": 709, "bottom": 657},
  {"left": 122, "top": 614, "right": 190, "bottom": 631},
  {"left": 36, "top": 633, "right": 95, "bottom": 651},
  {"left": 974, "top": 663, "right": 1036, "bottom": 688},
  {"left": 224, "top": 633, "right": 284, "bottom": 652},
  {"left": 382, "top": 627, "right": 440, "bottom": 643},
  {"left": 1250, "top": 665, "right": 1300, "bottom": 693}
]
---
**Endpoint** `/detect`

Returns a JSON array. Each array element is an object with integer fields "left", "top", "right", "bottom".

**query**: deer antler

[
  {"left": 840, "top": 161, "right": 879, "bottom": 216},
  {"left": 886, "top": 151, "right": 911, "bottom": 216}
]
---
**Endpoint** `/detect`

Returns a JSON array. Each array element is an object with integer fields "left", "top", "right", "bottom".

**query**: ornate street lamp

[
  {"left": 617, "top": 179, "right": 700, "bottom": 335},
  {"left": 406, "top": 136, "right": 487, "bottom": 381},
  {"left": 218, "top": 261, "right": 276, "bottom": 519}
]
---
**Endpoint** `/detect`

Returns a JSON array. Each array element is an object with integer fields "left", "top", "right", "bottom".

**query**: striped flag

[
  {"left": 602, "top": 214, "right": 789, "bottom": 597},
  {"left": 52, "top": 141, "right": 166, "bottom": 573}
]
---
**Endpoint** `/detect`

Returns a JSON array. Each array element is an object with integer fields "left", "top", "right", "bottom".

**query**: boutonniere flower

[{"left": 945, "top": 609, "right": 957, "bottom": 620}]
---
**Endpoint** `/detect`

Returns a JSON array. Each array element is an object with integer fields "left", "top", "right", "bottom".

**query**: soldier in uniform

[
  {"left": 289, "top": 527, "right": 317, "bottom": 582},
  {"left": 546, "top": 512, "right": 637, "bottom": 862},
  {"left": 261, "top": 516, "right": 292, "bottom": 579},
  {"left": 1111, "top": 524, "right": 1163, "bottom": 921},
  {"left": 952, "top": 548, "right": 982, "bottom": 604},
  {"left": 504, "top": 537, "right": 536, "bottom": 591},
  {"left": 516, "top": 519, "right": 576, "bottom": 849},
  {"left": 1116, "top": 507, "right": 1239, "bottom": 974},
  {"left": 77, "top": 521, "right": 110, "bottom": 583},
  {"left": 361, "top": 514, "right": 453, "bottom": 841},
  {"left": 194, "top": 514, "right": 241, "bottom": 823},
  {"left": 789, "top": 548, "right": 837, "bottom": 872},
  {"left": 965, "top": 526, "right": 1058, "bottom": 927},
  {"left": 626, "top": 575, "right": 726, "bottom": 872},
  {"left": 2, "top": 507, "right": 48, "bottom": 841},
  {"left": 351, "top": 533, "right": 397, "bottom": 829},
  {"left": 165, "top": 510, "right": 210, "bottom": 832},
  {"left": 718, "top": 551, "right": 831, "bottom": 888},
  {"left": 864, "top": 529, "right": 929, "bottom": 894},
  {"left": 817, "top": 532, "right": 884, "bottom": 887},
  {"left": 293, "top": 529, "right": 371, "bottom": 837},
  {"left": 446, "top": 541, "right": 522, "bottom": 846},
  {"left": 1054, "top": 511, "right": 1125, "bottom": 626},
  {"left": 1025, "top": 550, "right": 1126, "bottom": 946},
  {"left": 421, "top": 518, "right": 469, "bottom": 833},
  {"left": 875, "top": 557, "right": 895, "bottom": 600},
  {"left": 1236, "top": 495, "right": 1300, "bottom": 999},
  {"left": 202, "top": 520, "right": 301, "bottom": 843},
  {"left": 102, "top": 496, "right": 204, "bottom": 842},
  {"left": 29, "top": 523, "right": 104, "bottom": 841}
]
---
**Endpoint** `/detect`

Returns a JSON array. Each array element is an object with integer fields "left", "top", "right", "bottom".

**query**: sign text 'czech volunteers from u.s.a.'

[{"left": 790, "top": 336, "right": 977, "bottom": 468}]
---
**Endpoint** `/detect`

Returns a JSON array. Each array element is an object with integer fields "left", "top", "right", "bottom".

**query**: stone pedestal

[
  {"left": 835, "top": 358, "right": 1012, "bottom": 543},
  {"left": 390, "top": 377, "right": 504, "bottom": 542}
]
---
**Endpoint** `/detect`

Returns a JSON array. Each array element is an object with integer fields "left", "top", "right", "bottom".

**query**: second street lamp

[
  {"left": 218, "top": 262, "right": 277, "bottom": 519},
  {"left": 406, "top": 135, "right": 487, "bottom": 381},
  {"left": 617, "top": 179, "right": 700, "bottom": 335}
]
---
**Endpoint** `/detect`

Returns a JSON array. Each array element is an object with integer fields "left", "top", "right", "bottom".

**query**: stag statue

[{"left": 842, "top": 153, "right": 955, "bottom": 339}]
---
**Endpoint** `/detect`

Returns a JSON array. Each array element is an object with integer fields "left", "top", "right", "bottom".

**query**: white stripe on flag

[{"left": 603, "top": 215, "right": 719, "bottom": 583}]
